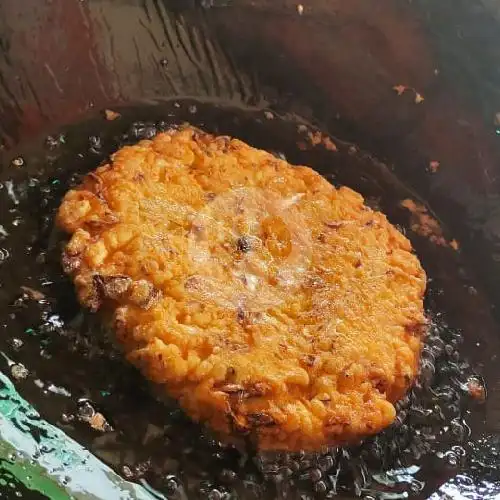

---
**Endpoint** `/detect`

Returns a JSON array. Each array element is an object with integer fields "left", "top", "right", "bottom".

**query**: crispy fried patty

[{"left": 57, "top": 126, "right": 426, "bottom": 451}]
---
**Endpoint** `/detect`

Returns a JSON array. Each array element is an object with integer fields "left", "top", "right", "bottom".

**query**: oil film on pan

[{"left": 0, "top": 0, "right": 499, "bottom": 499}]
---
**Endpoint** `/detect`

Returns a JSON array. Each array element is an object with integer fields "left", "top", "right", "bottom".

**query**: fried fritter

[{"left": 57, "top": 126, "right": 426, "bottom": 451}]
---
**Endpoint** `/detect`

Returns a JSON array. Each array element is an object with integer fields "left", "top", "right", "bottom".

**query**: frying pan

[{"left": 0, "top": 0, "right": 499, "bottom": 498}]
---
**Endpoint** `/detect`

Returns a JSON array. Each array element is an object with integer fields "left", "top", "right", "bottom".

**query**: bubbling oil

[{"left": 0, "top": 99, "right": 496, "bottom": 499}]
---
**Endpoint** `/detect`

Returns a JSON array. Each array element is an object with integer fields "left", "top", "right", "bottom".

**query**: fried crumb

[
  {"left": 264, "top": 111, "right": 274, "bottom": 120},
  {"left": 308, "top": 131, "right": 323, "bottom": 146},
  {"left": 104, "top": 109, "right": 121, "bottom": 121},
  {"left": 450, "top": 239, "right": 459, "bottom": 251},
  {"left": 467, "top": 378, "right": 486, "bottom": 403},
  {"left": 11, "top": 157, "right": 24, "bottom": 168},
  {"left": 10, "top": 364, "right": 28, "bottom": 381},
  {"left": 429, "top": 160, "right": 440, "bottom": 173},
  {"left": 297, "top": 4, "right": 304, "bottom": 15},
  {"left": 393, "top": 85, "right": 407, "bottom": 96},
  {"left": 414, "top": 93, "right": 425, "bottom": 104},
  {"left": 393, "top": 85, "right": 424, "bottom": 104},
  {"left": 401, "top": 199, "right": 455, "bottom": 248},
  {"left": 303, "top": 130, "right": 338, "bottom": 152},
  {"left": 322, "top": 136, "right": 338, "bottom": 152},
  {"left": 89, "top": 412, "right": 112, "bottom": 432},
  {"left": 58, "top": 126, "right": 426, "bottom": 451}
]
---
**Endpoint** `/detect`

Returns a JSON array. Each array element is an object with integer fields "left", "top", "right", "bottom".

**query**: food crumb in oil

[
  {"left": 10, "top": 363, "right": 28, "bottom": 381},
  {"left": 393, "top": 85, "right": 407, "bottom": 96},
  {"left": 308, "top": 131, "right": 323, "bottom": 146},
  {"left": 104, "top": 109, "right": 121, "bottom": 121},
  {"left": 11, "top": 157, "right": 24, "bottom": 168},
  {"left": 301, "top": 130, "right": 338, "bottom": 151},
  {"left": 467, "top": 377, "right": 486, "bottom": 402},
  {"left": 264, "top": 111, "right": 274, "bottom": 120},
  {"left": 77, "top": 399, "right": 113, "bottom": 432},
  {"left": 393, "top": 85, "right": 424, "bottom": 104},
  {"left": 414, "top": 93, "right": 425, "bottom": 104},
  {"left": 322, "top": 136, "right": 338, "bottom": 152},
  {"left": 89, "top": 412, "right": 112, "bottom": 432},
  {"left": 401, "top": 199, "right": 455, "bottom": 248},
  {"left": 429, "top": 160, "right": 440, "bottom": 173},
  {"left": 297, "top": 4, "right": 304, "bottom": 15}
]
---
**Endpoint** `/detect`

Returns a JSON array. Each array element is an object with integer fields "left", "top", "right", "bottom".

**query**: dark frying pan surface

[
  {"left": 0, "top": 99, "right": 498, "bottom": 499},
  {"left": 1, "top": 0, "right": 500, "bottom": 498}
]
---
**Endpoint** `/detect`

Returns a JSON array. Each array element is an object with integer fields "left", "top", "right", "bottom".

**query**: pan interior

[{"left": 0, "top": 98, "right": 497, "bottom": 499}]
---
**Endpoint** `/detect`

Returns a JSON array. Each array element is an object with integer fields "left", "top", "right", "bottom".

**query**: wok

[{"left": 0, "top": 0, "right": 499, "bottom": 498}]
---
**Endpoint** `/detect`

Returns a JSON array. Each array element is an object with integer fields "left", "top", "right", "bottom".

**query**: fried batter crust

[{"left": 57, "top": 126, "right": 426, "bottom": 451}]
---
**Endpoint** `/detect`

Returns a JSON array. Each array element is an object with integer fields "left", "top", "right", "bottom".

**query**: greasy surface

[{"left": 57, "top": 126, "right": 426, "bottom": 451}]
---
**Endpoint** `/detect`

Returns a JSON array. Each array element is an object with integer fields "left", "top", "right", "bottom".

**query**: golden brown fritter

[{"left": 57, "top": 126, "right": 426, "bottom": 451}]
